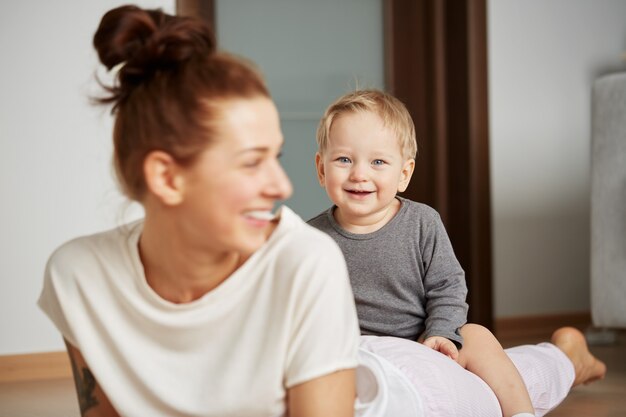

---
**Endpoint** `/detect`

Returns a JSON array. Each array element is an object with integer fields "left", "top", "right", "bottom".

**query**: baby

[{"left": 308, "top": 89, "right": 535, "bottom": 417}]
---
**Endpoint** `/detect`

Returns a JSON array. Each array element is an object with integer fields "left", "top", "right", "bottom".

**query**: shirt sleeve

[
  {"left": 38, "top": 243, "right": 79, "bottom": 347},
  {"left": 420, "top": 213, "right": 468, "bottom": 347},
  {"left": 282, "top": 231, "right": 361, "bottom": 388}
]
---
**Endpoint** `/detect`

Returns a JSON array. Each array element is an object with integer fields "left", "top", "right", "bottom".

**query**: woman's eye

[
  {"left": 243, "top": 159, "right": 262, "bottom": 168},
  {"left": 372, "top": 159, "right": 385, "bottom": 166}
]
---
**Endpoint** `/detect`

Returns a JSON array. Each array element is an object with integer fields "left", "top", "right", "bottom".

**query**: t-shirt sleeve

[
  {"left": 420, "top": 212, "right": 468, "bottom": 347},
  {"left": 282, "top": 232, "right": 360, "bottom": 388},
  {"left": 38, "top": 243, "right": 79, "bottom": 347}
]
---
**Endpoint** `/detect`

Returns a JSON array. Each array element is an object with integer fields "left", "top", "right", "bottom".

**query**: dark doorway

[{"left": 385, "top": 0, "right": 493, "bottom": 328}]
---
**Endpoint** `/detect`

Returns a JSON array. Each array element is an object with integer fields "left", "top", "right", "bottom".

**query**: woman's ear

[
  {"left": 315, "top": 152, "right": 326, "bottom": 187},
  {"left": 397, "top": 158, "right": 415, "bottom": 193},
  {"left": 143, "top": 151, "right": 185, "bottom": 205}
]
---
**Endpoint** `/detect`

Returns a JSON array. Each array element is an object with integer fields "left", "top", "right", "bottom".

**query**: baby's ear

[
  {"left": 397, "top": 158, "right": 415, "bottom": 192},
  {"left": 315, "top": 152, "right": 326, "bottom": 187},
  {"left": 143, "top": 150, "right": 185, "bottom": 205}
]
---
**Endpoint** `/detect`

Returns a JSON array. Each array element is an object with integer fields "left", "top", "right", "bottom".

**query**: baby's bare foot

[{"left": 551, "top": 327, "right": 607, "bottom": 386}]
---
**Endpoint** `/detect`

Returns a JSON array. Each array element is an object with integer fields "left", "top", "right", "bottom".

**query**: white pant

[{"left": 358, "top": 336, "right": 575, "bottom": 417}]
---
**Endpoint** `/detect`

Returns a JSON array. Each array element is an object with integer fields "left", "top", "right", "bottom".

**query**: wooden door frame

[{"left": 385, "top": 0, "right": 493, "bottom": 328}]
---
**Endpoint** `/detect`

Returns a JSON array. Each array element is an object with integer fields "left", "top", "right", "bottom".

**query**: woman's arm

[
  {"left": 64, "top": 340, "right": 120, "bottom": 417},
  {"left": 287, "top": 368, "right": 355, "bottom": 417}
]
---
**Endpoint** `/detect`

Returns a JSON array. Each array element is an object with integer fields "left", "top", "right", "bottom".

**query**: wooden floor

[{"left": 0, "top": 331, "right": 624, "bottom": 417}]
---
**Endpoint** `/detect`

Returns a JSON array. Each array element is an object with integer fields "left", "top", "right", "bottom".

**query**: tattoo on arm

[{"left": 68, "top": 350, "right": 99, "bottom": 415}]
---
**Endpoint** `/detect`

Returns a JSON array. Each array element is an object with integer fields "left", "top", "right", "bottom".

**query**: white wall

[
  {"left": 488, "top": 0, "right": 626, "bottom": 317},
  {"left": 0, "top": 0, "right": 173, "bottom": 355}
]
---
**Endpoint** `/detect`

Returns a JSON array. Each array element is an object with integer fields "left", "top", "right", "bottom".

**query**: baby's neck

[{"left": 334, "top": 198, "right": 401, "bottom": 234}]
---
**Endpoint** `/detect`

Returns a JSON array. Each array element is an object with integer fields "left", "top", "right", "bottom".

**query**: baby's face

[{"left": 316, "top": 110, "right": 414, "bottom": 228}]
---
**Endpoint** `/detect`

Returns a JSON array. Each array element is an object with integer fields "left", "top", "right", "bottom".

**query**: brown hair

[
  {"left": 93, "top": 5, "right": 270, "bottom": 201},
  {"left": 316, "top": 89, "right": 417, "bottom": 160}
]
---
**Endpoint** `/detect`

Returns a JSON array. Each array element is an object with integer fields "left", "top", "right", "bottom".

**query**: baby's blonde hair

[{"left": 316, "top": 89, "right": 417, "bottom": 160}]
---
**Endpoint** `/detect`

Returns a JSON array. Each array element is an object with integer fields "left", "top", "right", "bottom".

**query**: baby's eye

[
  {"left": 336, "top": 157, "right": 351, "bottom": 164},
  {"left": 372, "top": 159, "right": 386, "bottom": 166}
]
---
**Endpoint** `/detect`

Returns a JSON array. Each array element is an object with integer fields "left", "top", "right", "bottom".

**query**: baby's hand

[{"left": 422, "top": 336, "right": 459, "bottom": 361}]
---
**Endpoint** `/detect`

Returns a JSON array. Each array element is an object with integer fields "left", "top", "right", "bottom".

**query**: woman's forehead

[{"left": 202, "top": 97, "right": 283, "bottom": 153}]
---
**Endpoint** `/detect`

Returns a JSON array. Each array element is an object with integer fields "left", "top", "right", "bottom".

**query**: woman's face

[{"left": 177, "top": 97, "right": 292, "bottom": 256}]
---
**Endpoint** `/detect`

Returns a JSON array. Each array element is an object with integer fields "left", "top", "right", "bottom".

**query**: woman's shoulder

[{"left": 46, "top": 221, "right": 142, "bottom": 277}]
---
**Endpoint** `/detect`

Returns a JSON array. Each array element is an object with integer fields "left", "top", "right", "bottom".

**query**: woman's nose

[{"left": 266, "top": 161, "right": 293, "bottom": 200}]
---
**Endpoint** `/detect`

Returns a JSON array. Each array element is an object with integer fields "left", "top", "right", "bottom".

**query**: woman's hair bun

[{"left": 93, "top": 5, "right": 216, "bottom": 85}]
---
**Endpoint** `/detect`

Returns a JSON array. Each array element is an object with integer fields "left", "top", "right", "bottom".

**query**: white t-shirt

[{"left": 39, "top": 206, "right": 361, "bottom": 417}]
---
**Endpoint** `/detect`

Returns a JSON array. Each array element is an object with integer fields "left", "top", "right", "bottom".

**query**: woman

[
  {"left": 39, "top": 5, "right": 605, "bottom": 417},
  {"left": 39, "top": 5, "right": 359, "bottom": 417}
]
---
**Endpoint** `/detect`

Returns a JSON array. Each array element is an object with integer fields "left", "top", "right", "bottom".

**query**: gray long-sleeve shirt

[{"left": 307, "top": 197, "right": 468, "bottom": 346}]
